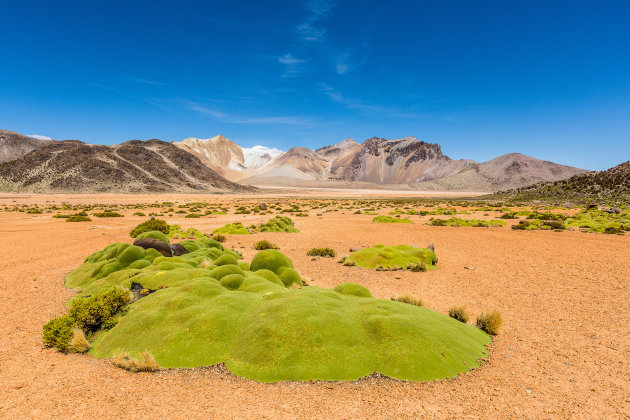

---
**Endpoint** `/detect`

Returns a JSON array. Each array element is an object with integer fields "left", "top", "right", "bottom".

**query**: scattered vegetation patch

[
  {"left": 250, "top": 216, "right": 299, "bottom": 233},
  {"left": 344, "top": 245, "right": 438, "bottom": 271},
  {"left": 112, "top": 351, "right": 160, "bottom": 372},
  {"left": 93, "top": 211, "right": 124, "bottom": 218},
  {"left": 306, "top": 247, "right": 336, "bottom": 258},
  {"left": 66, "top": 215, "right": 92, "bottom": 222},
  {"left": 512, "top": 220, "right": 565, "bottom": 231},
  {"left": 372, "top": 215, "right": 412, "bottom": 224},
  {"left": 429, "top": 218, "right": 505, "bottom": 228}
]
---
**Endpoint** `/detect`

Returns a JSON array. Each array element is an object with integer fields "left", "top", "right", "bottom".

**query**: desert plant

[
  {"left": 391, "top": 295, "right": 424, "bottom": 307},
  {"left": 448, "top": 306, "right": 469, "bottom": 323},
  {"left": 130, "top": 219, "right": 169, "bottom": 238},
  {"left": 476, "top": 310, "right": 503, "bottom": 335},
  {"left": 112, "top": 351, "right": 160, "bottom": 372},
  {"left": 93, "top": 211, "right": 124, "bottom": 218},
  {"left": 306, "top": 247, "right": 336, "bottom": 257},
  {"left": 42, "top": 315, "right": 74, "bottom": 352},
  {"left": 408, "top": 262, "right": 427, "bottom": 272},
  {"left": 66, "top": 215, "right": 92, "bottom": 222},
  {"left": 69, "top": 328, "right": 91, "bottom": 353},
  {"left": 254, "top": 240, "right": 279, "bottom": 250},
  {"left": 69, "top": 288, "right": 132, "bottom": 334},
  {"left": 212, "top": 234, "right": 226, "bottom": 243}
]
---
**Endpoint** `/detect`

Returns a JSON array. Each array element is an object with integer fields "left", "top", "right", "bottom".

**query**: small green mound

[
  {"left": 213, "top": 222, "right": 250, "bottom": 235},
  {"left": 564, "top": 209, "right": 628, "bottom": 234},
  {"left": 130, "top": 219, "right": 169, "bottom": 238},
  {"left": 254, "top": 240, "right": 278, "bottom": 250},
  {"left": 334, "top": 282, "right": 372, "bottom": 297},
  {"left": 372, "top": 215, "right": 412, "bottom": 224},
  {"left": 168, "top": 224, "right": 206, "bottom": 239},
  {"left": 344, "top": 245, "right": 438, "bottom": 271},
  {"left": 46, "top": 238, "right": 489, "bottom": 382},
  {"left": 136, "top": 230, "right": 170, "bottom": 244},
  {"left": 251, "top": 216, "right": 299, "bottom": 233},
  {"left": 429, "top": 218, "right": 505, "bottom": 228}
]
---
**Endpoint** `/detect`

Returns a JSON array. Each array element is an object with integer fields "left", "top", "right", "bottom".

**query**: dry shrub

[
  {"left": 69, "top": 328, "right": 91, "bottom": 353},
  {"left": 200, "top": 259, "right": 213, "bottom": 268},
  {"left": 448, "top": 306, "right": 469, "bottom": 323},
  {"left": 391, "top": 295, "right": 424, "bottom": 307},
  {"left": 112, "top": 351, "right": 160, "bottom": 372},
  {"left": 476, "top": 310, "right": 503, "bottom": 335}
]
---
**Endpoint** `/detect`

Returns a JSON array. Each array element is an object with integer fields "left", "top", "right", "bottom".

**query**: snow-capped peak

[{"left": 242, "top": 145, "right": 283, "bottom": 169}]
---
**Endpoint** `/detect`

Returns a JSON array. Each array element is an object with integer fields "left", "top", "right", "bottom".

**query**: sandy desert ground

[{"left": 0, "top": 193, "right": 629, "bottom": 419}]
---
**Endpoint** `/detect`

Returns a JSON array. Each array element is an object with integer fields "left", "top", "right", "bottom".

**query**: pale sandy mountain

[
  {"left": 0, "top": 129, "right": 51, "bottom": 163},
  {"left": 338, "top": 136, "right": 475, "bottom": 184},
  {"left": 172, "top": 135, "right": 246, "bottom": 179},
  {"left": 257, "top": 147, "right": 330, "bottom": 180},
  {"left": 0, "top": 138, "right": 255, "bottom": 193},
  {"left": 411, "top": 153, "right": 587, "bottom": 192}
]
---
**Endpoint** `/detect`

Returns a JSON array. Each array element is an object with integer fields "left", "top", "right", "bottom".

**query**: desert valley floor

[{"left": 0, "top": 192, "right": 628, "bottom": 419}]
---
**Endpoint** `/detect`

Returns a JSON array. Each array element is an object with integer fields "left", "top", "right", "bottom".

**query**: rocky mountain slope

[
  {"left": 0, "top": 129, "right": 50, "bottom": 163},
  {"left": 336, "top": 137, "right": 474, "bottom": 184},
  {"left": 0, "top": 139, "right": 255, "bottom": 193},
  {"left": 411, "top": 153, "right": 588, "bottom": 192},
  {"left": 495, "top": 160, "right": 630, "bottom": 204}
]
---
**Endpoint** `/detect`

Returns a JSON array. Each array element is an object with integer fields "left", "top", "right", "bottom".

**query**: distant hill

[
  {"left": 495, "top": 160, "right": 630, "bottom": 205},
  {"left": 411, "top": 153, "right": 587, "bottom": 192},
  {"left": 0, "top": 138, "right": 255, "bottom": 193},
  {"left": 0, "top": 129, "right": 50, "bottom": 163}
]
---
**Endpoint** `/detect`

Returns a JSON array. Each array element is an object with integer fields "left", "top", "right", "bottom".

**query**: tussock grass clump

[
  {"left": 306, "top": 247, "right": 336, "bottom": 258},
  {"left": 112, "top": 351, "right": 160, "bottom": 372},
  {"left": 476, "top": 310, "right": 503, "bottom": 335},
  {"left": 69, "top": 328, "right": 91, "bottom": 353},
  {"left": 130, "top": 219, "right": 169, "bottom": 238},
  {"left": 429, "top": 218, "right": 505, "bottom": 228},
  {"left": 93, "top": 211, "right": 124, "bottom": 218},
  {"left": 391, "top": 295, "right": 425, "bottom": 307},
  {"left": 212, "top": 234, "right": 226, "bottom": 243},
  {"left": 43, "top": 315, "right": 74, "bottom": 352},
  {"left": 254, "top": 240, "right": 279, "bottom": 250},
  {"left": 448, "top": 306, "right": 469, "bottom": 323}
]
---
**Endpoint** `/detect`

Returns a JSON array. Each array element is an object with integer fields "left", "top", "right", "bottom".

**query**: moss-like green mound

[
  {"left": 168, "top": 224, "right": 206, "bottom": 239},
  {"left": 564, "top": 209, "right": 629, "bottom": 234},
  {"left": 372, "top": 215, "right": 412, "bottom": 224},
  {"left": 48, "top": 239, "right": 489, "bottom": 382},
  {"left": 251, "top": 216, "right": 299, "bottom": 233},
  {"left": 212, "top": 222, "right": 250, "bottom": 235},
  {"left": 344, "top": 245, "right": 438, "bottom": 271}
]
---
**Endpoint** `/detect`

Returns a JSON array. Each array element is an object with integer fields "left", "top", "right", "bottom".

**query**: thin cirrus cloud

[
  {"left": 188, "top": 104, "right": 314, "bottom": 126},
  {"left": 278, "top": 53, "right": 306, "bottom": 77},
  {"left": 297, "top": 0, "right": 334, "bottom": 41},
  {"left": 320, "top": 85, "right": 425, "bottom": 119}
]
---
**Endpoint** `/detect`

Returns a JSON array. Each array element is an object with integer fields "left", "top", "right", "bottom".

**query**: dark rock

[
  {"left": 133, "top": 237, "right": 172, "bottom": 257},
  {"left": 170, "top": 243, "right": 189, "bottom": 256}
]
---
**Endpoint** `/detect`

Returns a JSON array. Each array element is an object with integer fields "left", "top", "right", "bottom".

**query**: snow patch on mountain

[{"left": 242, "top": 145, "right": 283, "bottom": 169}]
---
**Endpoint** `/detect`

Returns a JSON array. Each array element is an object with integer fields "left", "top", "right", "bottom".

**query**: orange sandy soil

[{"left": 1, "top": 194, "right": 629, "bottom": 419}]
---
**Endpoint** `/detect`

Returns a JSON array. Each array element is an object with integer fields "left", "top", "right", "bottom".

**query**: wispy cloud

[
  {"left": 123, "top": 76, "right": 166, "bottom": 86},
  {"left": 188, "top": 103, "right": 313, "bottom": 126},
  {"left": 320, "top": 84, "right": 427, "bottom": 119},
  {"left": 278, "top": 53, "right": 306, "bottom": 77},
  {"left": 297, "top": 0, "right": 334, "bottom": 42},
  {"left": 27, "top": 134, "right": 52, "bottom": 140}
]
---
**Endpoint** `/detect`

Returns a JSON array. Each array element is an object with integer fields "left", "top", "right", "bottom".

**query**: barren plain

[{"left": 0, "top": 193, "right": 628, "bottom": 419}]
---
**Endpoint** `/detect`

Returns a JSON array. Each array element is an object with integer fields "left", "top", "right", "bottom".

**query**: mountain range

[{"left": 0, "top": 129, "right": 588, "bottom": 193}]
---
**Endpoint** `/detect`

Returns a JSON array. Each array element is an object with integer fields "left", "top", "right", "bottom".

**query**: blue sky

[{"left": 1, "top": 0, "right": 629, "bottom": 170}]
